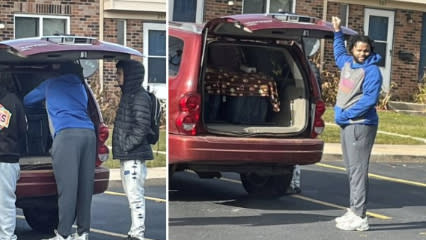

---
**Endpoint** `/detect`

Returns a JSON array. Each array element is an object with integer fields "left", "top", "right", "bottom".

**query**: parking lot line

[
  {"left": 17, "top": 214, "right": 158, "bottom": 240},
  {"left": 104, "top": 191, "right": 166, "bottom": 203},
  {"left": 219, "top": 177, "right": 392, "bottom": 220},
  {"left": 316, "top": 163, "right": 426, "bottom": 188}
]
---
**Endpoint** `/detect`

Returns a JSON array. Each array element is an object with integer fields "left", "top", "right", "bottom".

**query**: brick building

[
  {"left": 102, "top": 0, "right": 166, "bottom": 99},
  {"left": 0, "top": 0, "right": 166, "bottom": 99},
  {"left": 169, "top": 0, "right": 426, "bottom": 101}
]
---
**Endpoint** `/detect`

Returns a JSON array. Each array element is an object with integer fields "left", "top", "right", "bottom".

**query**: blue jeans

[
  {"left": 120, "top": 160, "right": 147, "bottom": 239},
  {"left": 0, "top": 162, "right": 19, "bottom": 240}
]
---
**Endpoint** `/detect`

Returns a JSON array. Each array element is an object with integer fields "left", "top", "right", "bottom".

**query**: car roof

[{"left": 0, "top": 36, "right": 142, "bottom": 63}]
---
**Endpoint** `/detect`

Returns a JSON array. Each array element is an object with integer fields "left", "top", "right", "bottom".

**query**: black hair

[
  {"left": 58, "top": 61, "right": 84, "bottom": 80},
  {"left": 347, "top": 35, "right": 375, "bottom": 53}
]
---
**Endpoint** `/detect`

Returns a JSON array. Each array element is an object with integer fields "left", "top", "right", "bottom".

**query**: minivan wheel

[
  {"left": 23, "top": 206, "right": 58, "bottom": 233},
  {"left": 240, "top": 171, "right": 293, "bottom": 198}
]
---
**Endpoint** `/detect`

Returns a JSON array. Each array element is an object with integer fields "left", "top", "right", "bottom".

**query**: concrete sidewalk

[{"left": 323, "top": 143, "right": 426, "bottom": 162}]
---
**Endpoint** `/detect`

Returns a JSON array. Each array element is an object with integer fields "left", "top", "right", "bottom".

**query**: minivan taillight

[
  {"left": 312, "top": 100, "right": 325, "bottom": 138},
  {"left": 176, "top": 93, "right": 201, "bottom": 135},
  {"left": 96, "top": 123, "right": 110, "bottom": 166},
  {"left": 98, "top": 123, "right": 109, "bottom": 142}
]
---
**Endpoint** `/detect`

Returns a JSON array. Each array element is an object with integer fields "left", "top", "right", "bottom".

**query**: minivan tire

[
  {"left": 240, "top": 170, "right": 293, "bottom": 198},
  {"left": 23, "top": 206, "right": 59, "bottom": 233}
]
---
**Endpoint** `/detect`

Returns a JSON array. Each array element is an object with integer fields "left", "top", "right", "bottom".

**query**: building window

[
  {"left": 14, "top": 14, "right": 69, "bottom": 39},
  {"left": 117, "top": 20, "right": 126, "bottom": 46},
  {"left": 243, "top": 0, "right": 294, "bottom": 14},
  {"left": 143, "top": 23, "right": 166, "bottom": 99},
  {"left": 169, "top": 36, "right": 184, "bottom": 77},
  {"left": 170, "top": 0, "right": 204, "bottom": 24},
  {"left": 339, "top": 4, "right": 349, "bottom": 27}
]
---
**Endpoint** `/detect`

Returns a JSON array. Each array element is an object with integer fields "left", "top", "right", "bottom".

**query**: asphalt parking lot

[
  {"left": 169, "top": 159, "right": 426, "bottom": 240},
  {"left": 15, "top": 178, "right": 166, "bottom": 240}
]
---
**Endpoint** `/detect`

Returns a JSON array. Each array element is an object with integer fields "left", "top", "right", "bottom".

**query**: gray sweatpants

[
  {"left": 341, "top": 124, "right": 377, "bottom": 218},
  {"left": 51, "top": 128, "right": 96, "bottom": 237}
]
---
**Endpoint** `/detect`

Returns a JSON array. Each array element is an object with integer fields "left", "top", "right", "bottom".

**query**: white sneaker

[
  {"left": 336, "top": 215, "right": 369, "bottom": 231},
  {"left": 42, "top": 230, "right": 73, "bottom": 240},
  {"left": 71, "top": 232, "right": 89, "bottom": 240},
  {"left": 335, "top": 208, "right": 356, "bottom": 224}
]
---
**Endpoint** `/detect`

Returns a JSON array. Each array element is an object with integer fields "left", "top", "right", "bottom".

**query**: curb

[
  {"left": 323, "top": 143, "right": 426, "bottom": 163},
  {"left": 322, "top": 153, "right": 426, "bottom": 163}
]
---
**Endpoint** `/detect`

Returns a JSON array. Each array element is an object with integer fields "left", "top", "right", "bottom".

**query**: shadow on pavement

[{"left": 169, "top": 213, "right": 335, "bottom": 227}]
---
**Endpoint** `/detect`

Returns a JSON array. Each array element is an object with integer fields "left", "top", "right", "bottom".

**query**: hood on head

[{"left": 116, "top": 59, "right": 144, "bottom": 93}]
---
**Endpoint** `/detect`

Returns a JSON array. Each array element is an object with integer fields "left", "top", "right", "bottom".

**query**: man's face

[
  {"left": 351, "top": 41, "right": 371, "bottom": 64},
  {"left": 116, "top": 68, "right": 124, "bottom": 86}
]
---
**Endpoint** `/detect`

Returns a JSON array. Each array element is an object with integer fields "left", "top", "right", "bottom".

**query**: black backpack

[{"left": 147, "top": 89, "right": 162, "bottom": 145}]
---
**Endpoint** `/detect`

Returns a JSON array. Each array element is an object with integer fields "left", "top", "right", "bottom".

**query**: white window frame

[
  {"left": 117, "top": 19, "right": 127, "bottom": 46},
  {"left": 169, "top": 0, "right": 204, "bottom": 24},
  {"left": 143, "top": 22, "right": 167, "bottom": 100},
  {"left": 14, "top": 14, "right": 70, "bottom": 39},
  {"left": 243, "top": 0, "right": 296, "bottom": 14}
]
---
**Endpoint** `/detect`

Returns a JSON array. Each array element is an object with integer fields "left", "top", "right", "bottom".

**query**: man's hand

[{"left": 331, "top": 16, "right": 341, "bottom": 32}]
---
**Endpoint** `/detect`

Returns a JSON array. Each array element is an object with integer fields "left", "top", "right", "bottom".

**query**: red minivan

[
  {"left": 169, "top": 13, "right": 356, "bottom": 197},
  {"left": 0, "top": 36, "right": 142, "bottom": 232}
]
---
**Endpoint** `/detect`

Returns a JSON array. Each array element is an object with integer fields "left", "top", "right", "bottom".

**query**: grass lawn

[
  {"left": 103, "top": 128, "right": 166, "bottom": 168},
  {"left": 321, "top": 107, "right": 426, "bottom": 144}
]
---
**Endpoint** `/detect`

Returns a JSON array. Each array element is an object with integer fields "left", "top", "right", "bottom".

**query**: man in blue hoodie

[
  {"left": 331, "top": 16, "right": 382, "bottom": 232},
  {"left": 24, "top": 62, "right": 96, "bottom": 240}
]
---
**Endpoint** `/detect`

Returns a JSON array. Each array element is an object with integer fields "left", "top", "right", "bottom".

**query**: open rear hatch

[
  {"left": 0, "top": 36, "right": 142, "bottom": 63},
  {"left": 0, "top": 36, "right": 142, "bottom": 166},
  {"left": 201, "top": 14, "right": 356, "bottom": 137}
]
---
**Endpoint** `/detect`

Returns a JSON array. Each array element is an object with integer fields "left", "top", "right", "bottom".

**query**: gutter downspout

[
  {"left": 99, "top": 0, "right": 105, "bottom": 93},
  {"left": 320, "top": 0, "right": 328, "bottom": 73}
]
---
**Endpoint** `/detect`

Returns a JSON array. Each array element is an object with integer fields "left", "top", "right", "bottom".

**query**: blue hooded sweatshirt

[
  {"left": 333, "top": 31, "right": 383, "bottom": 126},
  {"left": 24, "top": 73, "right": 94, "bottom": 135}
]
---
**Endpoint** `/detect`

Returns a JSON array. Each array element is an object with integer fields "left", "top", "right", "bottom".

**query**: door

[
  {"left": 419, "top": 13, "right": 426, "bottom": 81},
  {"left": 364, "top": 8, "right": 394, "bottom": 92}
]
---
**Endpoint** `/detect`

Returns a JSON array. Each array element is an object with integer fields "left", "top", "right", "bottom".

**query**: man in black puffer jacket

[
  {"left": 112, "top": 59, "right": 153, "bottom": 240},
  {"left": 0, "top": 83, "right": 27, "bottom": 240}
]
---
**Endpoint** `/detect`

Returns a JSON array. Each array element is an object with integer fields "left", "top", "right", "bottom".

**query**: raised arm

[{"left": 332, "top": 16, "right": 352, "bottom": 69}]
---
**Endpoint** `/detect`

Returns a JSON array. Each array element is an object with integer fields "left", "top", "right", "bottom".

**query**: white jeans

[
  {"left": 0, "top": 162, "right": 20, "bottom": 240},
  {"left": 120, "top": 160, "right": 147, "bottom": 239},
  {"left": 290, "top": 165, "right": 301, "bottom": 189}
]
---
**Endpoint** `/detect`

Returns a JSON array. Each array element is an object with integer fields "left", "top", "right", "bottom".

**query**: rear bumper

[
  {"left": 169, "top": 134, "right": 324, "bottom": 165},
  {"left": 16, "top": 166, "right": 110, "bottom": 199}
]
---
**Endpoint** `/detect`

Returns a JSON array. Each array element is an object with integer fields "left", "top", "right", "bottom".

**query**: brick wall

[
  {"left": 295, "top": 0, "right": 323, "bottom": 18},
  {"left": 391, "top": 10, "right": 422, "bottom": 101},
  {"left": 0, "top": 0, "right": 99, "bottom": 41},
  {"left": 102, "top": 18, "right": 144, "bottom": 94},
  {"left": 204, "top": 0, "right": 243, "bottom": 22}
]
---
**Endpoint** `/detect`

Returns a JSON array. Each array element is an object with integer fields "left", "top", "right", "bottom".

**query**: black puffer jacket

[
  {"left": 112, "top": 60, "right": 154, "bottom": 161},
  {"left": 0, "top": 87, "right": 27, "bottom": 163}
]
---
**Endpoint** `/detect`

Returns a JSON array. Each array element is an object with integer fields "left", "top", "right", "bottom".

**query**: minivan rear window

[{"left": 169, "top": 36, "right": 184, "bottom": 77}]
